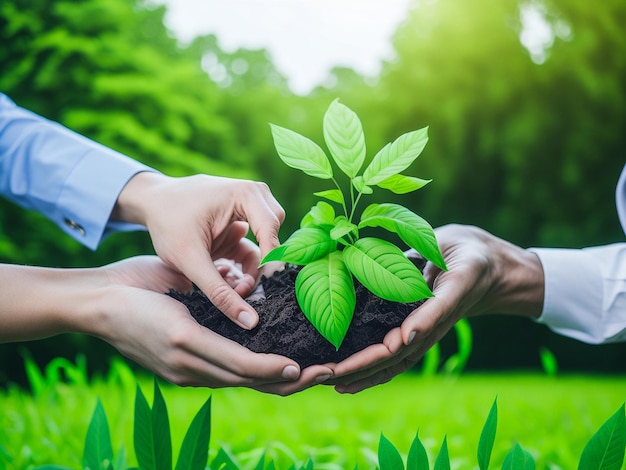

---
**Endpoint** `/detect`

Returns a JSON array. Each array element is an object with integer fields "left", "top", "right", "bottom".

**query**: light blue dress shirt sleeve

[
  {"left": 531, "top": 164, "right": 626, "bottom": 344},
  {"left": 0, "top": 93, "right": 156, "bottom": 250}
]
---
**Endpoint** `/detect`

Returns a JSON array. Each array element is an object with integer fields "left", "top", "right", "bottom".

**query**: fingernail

[
  {"left": 282, "top": 365, "right": 300, "bottom": 380},
  {"left": 315, "top": 374, "right": 332, "bottom": 384},
  {"left": 408, "top": 331, "right": 416, "bottom": 345},
  {"left": 238, "top": 311, "right": 255, "bottom": 329}
]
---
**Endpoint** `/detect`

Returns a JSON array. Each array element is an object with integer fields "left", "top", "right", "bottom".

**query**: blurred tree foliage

[{"left": 0, "top": 0, "right": 624, "bottom": 380}]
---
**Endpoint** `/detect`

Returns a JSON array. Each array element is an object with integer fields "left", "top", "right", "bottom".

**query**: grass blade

[
  {"left": 378, "top": 433, "right": 404, "bottom": 470},
  {"left": 502, "top": 443, "right": 535, "bottom": 470},
  {"left": 477, "top": 398, "right": 498, "bottom": 470},
  {"left": 539, "top": 347, "right": 558, "bottom": 377},
  {"left": 82, "top": 399, "right": 113, "bottom": 470},
  {"left": 407, "top": 431, "right": 429, "bottom": 470},
  {"left": 175, "top": 395, "right": 212, "bottom": 470},
  {"left": 434, "top": 436, "right": 450, "bottom": 470},
  {"left": 578, "top": 403, "right": 626, "bottom": 470},
  {"left": 152, "top": 379, "right": 172, "bottom": 470},
  {"left": 210, "top": 447, "right": 238, "bottom": 469},
  {"left": 134, "top": 384, "right": 156, "bottom": 470}
]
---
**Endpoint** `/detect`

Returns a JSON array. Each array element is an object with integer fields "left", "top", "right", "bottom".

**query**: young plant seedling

[{"left": 261, "top": 99, "right": 447, "bottom": 349}]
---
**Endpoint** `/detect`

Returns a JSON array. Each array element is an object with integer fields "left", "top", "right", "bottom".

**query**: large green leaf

[
  {"left": 295, "top": 252, "right": 356, "bottom": 349},
  {"left": 359, "top": 203, "right": 447, "bottom": 271},
  {"left": 261, "top": 228, "right": 336, "bottom": 265},
  {"left": 377, "top": 174, "right": 432, "bottom": 194},
  {"left": 323, "top": 99, "right": 366, "bottom": 178},
  {"left": 83, "top": 399, "right": 113, "bottom": 470},
  {"left": 378, "top": 434, "right": 404, "bottom": 470},
  {"left": 578, "top": 403, "right": 626, "bottom": 470},
  {"left": 270, "top": 123, "right": 333, "bottom": 179},
  {"left": 174, "top": 396, "right": 212, "bottom": 470},
  {"left": 343, "top": 238, "right": 433, "bottom": 303},
  {"left": 362, "top": 127, "right": 428, "bottom": 185},
  {"left": 477, "top": 398, "right": 498, "bottom": 470}
]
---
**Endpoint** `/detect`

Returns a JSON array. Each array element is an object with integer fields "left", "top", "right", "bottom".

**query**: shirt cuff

[
  {"left": 55, "top": 145, "right": 156, "bottom": 250},
  {"left": 530, "top": 247, "right": 606, "bottom": 343}
]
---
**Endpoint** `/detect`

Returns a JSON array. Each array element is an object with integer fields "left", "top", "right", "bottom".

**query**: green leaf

[
  {"left": 253, "top": 454, "right": 266, "bottom": 470},
  {"left": 330, "top": 217, "right": 358, "bottom": 241},
  {"left": 314, "top": 189, "right": 345, "bottom": 205},
  {"left": 83, "top": 399, "right": 113, "bottom": 470},
  {"left": 343, "top": 238, "right": 433, "bottom": 303},
  {"left": 352, "top": 176, "right": 373, "bottom": 194},
  {"left": 174, "top": 396, "right": 212, "bottom": 470},
  {"left": 502, "top": 443, "right": 535, "bottom": 470},
  {"left": 295, "top": 252, "right": 356, "bottom": 349},
  {"left": 422, "top": 343, "right": 441, "bottom": 376},
  {"left": 434, "top": 436, "right": 451, "bottom": 470},
  {"left": 578, "top": 403, "right": 626, "bottom": 470},
  {"left": 152, "top": 380, "right": 172, "bottom": 470},
  {"left": 323, "top": 99, "right": 366, "bottom": 178},
  {"left": 539, "top": 347, "right": 558, "bottom": 377},
  {"left": 210, "top": 448, "right": 239, "bottom": 469},
  {"left": 378, "top": 434, "right": 404, "bottom": 470},
  {"left": 359, "top": 203, "right": 447, "bottom": 271},
  {"left": 134, "top": 385, "right": 157, "bottom": 470},
  {"left": 443, "top": 318, "right": 473, "bottom": 375},
  {"left": 310, "top": 201, "right": 336, "bottom": 226},
  {"left": 299, "top": 201, "right": 337, "bottom": 229},
  {"left": 477, "top": 398, "right": 498, "bottom": 470},
  {"left": 270, "top": 123, "right": 333, "bottom": 179},
  {"left": 377, "top": 174, "right": 432, "bottom": 194},
  {"left": 261, "top": 228, "right": 336, "bottom": 265},
  {"left": 363, "top": 127, "right": 428, "bottom": 185},
  {"left": 407, "top": 431, "right": 429, "bottom": 470}
]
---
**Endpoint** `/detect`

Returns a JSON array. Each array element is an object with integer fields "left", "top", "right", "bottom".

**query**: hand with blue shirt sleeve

[{"left": 0, "top": 93, "right": 333, "bottom": 393}]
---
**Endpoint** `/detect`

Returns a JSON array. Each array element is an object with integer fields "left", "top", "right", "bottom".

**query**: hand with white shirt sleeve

[{"left": 326, "top": 224, "right": 546, "bottom": 394}]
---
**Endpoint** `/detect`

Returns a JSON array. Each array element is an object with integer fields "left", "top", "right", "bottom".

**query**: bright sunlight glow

[{"left": 154, "top": 0, "right": 412, "bottom": 95}]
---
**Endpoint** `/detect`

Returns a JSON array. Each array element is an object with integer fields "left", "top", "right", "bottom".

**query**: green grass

[{"left": 0, "top": 370, "right": 624, "bottom": 469}]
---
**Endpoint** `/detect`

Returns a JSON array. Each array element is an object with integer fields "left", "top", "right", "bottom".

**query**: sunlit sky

[{"left": 155, "top": 0, "right": 413, "bottom": 94}]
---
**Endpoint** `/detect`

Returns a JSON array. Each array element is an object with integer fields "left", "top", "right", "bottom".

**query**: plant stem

[{"left": 332, "top": 176, "right": 349, "bottom": 217}]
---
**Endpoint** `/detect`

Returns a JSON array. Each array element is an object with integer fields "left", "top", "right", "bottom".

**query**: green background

[{"left": 1, "top": 0, "right": 625, "bottom": 383}]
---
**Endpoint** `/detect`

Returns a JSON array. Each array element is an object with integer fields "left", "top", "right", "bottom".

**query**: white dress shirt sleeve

[
  {"left": 531, "top": 164, "right": 626, "bottom": 344},
  {"left": 0, "top": 93, "right": 156, "bottom": 250}
]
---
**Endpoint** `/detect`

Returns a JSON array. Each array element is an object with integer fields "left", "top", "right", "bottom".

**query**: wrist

[
  {"left": 111, "top": 171, "right": 166, "bottom": 226},
  {"left": 485, "top": 235, "right": 545, "bottom": 318}
]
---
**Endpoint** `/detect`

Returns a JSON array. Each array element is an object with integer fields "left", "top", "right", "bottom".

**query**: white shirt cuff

[{"left": 531, "top": 244, "right": 626, "bottom": 344}]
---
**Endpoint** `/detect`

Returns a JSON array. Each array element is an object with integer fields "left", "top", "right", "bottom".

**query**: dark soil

[{"left": 169, "top": 257, "right": 427, "bottom": 368}]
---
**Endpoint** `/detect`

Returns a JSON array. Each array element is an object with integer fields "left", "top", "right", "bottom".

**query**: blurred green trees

[{"left": 1, "top": 0, "right": 624, "bottom": 378}]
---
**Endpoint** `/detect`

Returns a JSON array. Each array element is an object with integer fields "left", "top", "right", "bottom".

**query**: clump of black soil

[{"left": 169, "top": 257, "right": 427, "bottom": 369}]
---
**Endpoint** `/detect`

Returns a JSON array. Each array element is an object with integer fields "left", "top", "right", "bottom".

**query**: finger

[
  {"left": 335, "top": 358, "right": 414, "bottom": 394},
  {"left": 243, "top": 190, "right": 284, "bottom": 257},
  {"left": 181, "top": 323, "right": 302, "bottom": 383},
  {"left": 188, "top": 255, "right": 260, "bottom": 330},
  {"left": 330, "top": 343, "right": 394, "bottom": 378},
  {"left": 254, "top": 364, "right": 334, "bottom": 396}
]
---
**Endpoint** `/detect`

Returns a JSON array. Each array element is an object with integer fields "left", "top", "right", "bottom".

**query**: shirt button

[{"left": 64, "top": 218, "right": 86, "bottom": 236}]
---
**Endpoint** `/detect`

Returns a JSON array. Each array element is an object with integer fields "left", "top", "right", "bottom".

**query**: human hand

[
  {"left": 326, "top": 224, "right": 545, "bottom": 393},
  {"left": 113, "top": 172, "right": 285, "bottom": 330},
  {"left": 94, "top": 256, "right": 332, "bottom": 392}
]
